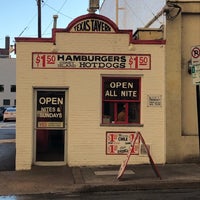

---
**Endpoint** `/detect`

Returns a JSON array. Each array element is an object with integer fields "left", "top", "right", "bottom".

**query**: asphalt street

[
  {"left": 0, "top": 121, "right": 16, "bottom": 129},
  {"left": 0, "top": 122, "right": 16, "bottom": 171},
  {"left": 1, "top": 189, "right": 200, "bottom": 200}
]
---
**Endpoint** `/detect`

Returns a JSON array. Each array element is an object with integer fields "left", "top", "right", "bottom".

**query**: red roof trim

[
  {"left": 15, "top": 14, "right": 166, "bottom": 45},
  {"left": 15, "top": 37, "right": 53, "bottom": 43},
  {"left": 131, "top": 40, "right": 166, "bottom": 45}
]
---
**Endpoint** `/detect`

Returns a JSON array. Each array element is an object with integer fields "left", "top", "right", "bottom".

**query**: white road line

[
  {"left": 0, "top": 123, "right": 16, "bottom": 128},
  {"left": 0, "top": 139, "right": 15, "bottom": 144}
]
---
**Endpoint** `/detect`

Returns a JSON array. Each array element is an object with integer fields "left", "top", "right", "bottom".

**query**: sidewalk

[{"left": 0, "top": 163, "right": 200, "bottom": 196}]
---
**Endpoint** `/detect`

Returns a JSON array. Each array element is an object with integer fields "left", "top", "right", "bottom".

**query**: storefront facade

[
  {"left": 165, "top": 0, "right": 200, "bottom": 163},
  {"left": 15, "top": 14, "right": 166, "bottom": 170}
]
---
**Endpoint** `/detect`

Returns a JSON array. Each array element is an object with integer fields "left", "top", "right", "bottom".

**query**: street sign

[
  {"left": 191, "top": 64, "right": 200, "bottom": 85},
  {"left": 191, "top": 46, "right": 200, "bottom": 65}
]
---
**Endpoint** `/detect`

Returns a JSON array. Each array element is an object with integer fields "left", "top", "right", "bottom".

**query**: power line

[
  {"left": 43, "top": 1, "right": 73, "bottom": 19},
  {"left": 18, "top": 0, "right": 47, "bottom": 37},
  {"left": 43, "top": 0, "right": 74, "bottom": 36},
  {"left": 142, "top": 0, "right": 163, "bottom": 26},
  {"left": 18, "top": 0, "right": 73, "bottom": 38},
  {"left": 125, "top": 0, "right": 146, "bottom": 26},
  {"left": 18, "top": 13, "right": 37, "bottom": 37}
]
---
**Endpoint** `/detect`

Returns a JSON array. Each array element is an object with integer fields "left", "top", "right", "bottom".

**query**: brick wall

[{"left": 16, "top": 30, "right": 165, "bottom": 169}]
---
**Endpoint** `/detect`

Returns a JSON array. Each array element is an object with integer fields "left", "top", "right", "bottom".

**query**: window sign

[
  {"left": 37, "top": 91, "right": 65, "bottom": 128},
  {"left": 106, "top": 132, "right": 140, "bottom": 155},
  {"left": 102, "top": 77, "right": 141, "bottom": 124},
  {"left": 103, "top": 78, "right": 140, "bottom": 101}
]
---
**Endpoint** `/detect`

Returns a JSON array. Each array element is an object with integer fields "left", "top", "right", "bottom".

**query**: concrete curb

[
  {"left": 73, "top": 180, "right": 200, "bottom": 194},
  {"left": 0, "top": 164, "right": 200, "bottom": 196}
]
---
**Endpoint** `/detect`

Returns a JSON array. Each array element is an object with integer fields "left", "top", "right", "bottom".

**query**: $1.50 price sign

[
  {"left": 128, "top": 55, "right": 151, "bottom": 69},
  {"left": 34, "top": 54, "right": 57, "bottom": 68},
  {"left": 32, "top": 53, "right": 151, "bottom": 69}
]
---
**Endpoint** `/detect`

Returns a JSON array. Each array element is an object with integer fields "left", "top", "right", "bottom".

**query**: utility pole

[
  {"left": 115, "top": 0, "right": 125, "bottom": 27},
  {"left": 37, "top": 0, "right": 42, "bottom": 38},
  {"left": 116, "top": 0, "right": 119, "bottom": 26}
]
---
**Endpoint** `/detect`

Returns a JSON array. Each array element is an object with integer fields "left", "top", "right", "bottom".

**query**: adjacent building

[
  {"left": 0, "top": 58, "right": 16, "bottom": 108},
  {"left": 165, "top": 0, "right": 200, "bottom": 163},
  {"left": 0, "top": 36, "right": 10, "bottom": 58},
  {"left": 0, "top": 36, "right": 16, "bottom": 108}
]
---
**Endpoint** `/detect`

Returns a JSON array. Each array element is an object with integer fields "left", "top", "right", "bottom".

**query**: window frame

[
  {"left": 3, "top": 99, "right": 10, "bottom": 106},
  {"left": 10, "top": 85, "right": 16, "bottom": 92},
  {"left": 0, "top": 85, "right": 4, "bottom": 92},
  {"left": 102, "top": 76, "right": 141, "bottom": 125}
]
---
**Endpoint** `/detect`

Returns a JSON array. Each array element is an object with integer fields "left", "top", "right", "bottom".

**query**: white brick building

[{"left": 15, "top": 13, "right": 165, "bottom": 170}]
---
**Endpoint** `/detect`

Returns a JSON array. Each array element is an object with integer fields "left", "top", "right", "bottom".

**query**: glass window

[
  {"left": 3, "top": 99, "right": 10, "bottom": 106},
  {"left": 0, "top": 85, "right": 4, "bottom": 92},
  {"left": 36, "top": 91, "right": 65, "bottom": 128},
  {"left": 36, "top": 130, "right": 64, "bottom": 161},
  {"left": 102, "top": 77, "right": 141, "bottom": 124},
  {"left": 10, "top": 85, "right": 16, "bottom": 92}
]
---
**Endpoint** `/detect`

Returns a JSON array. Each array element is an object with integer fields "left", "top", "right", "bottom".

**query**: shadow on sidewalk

[{"left": 0, "top": 143, "right": 15, "bottom": 171}]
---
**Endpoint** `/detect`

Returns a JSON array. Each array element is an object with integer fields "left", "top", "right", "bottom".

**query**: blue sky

[
  {"left": 0, "top": 0, "right": 165, "bottom": 51},
  {"left": 0, "top": 0, "right": 104, "bottom": 48}
]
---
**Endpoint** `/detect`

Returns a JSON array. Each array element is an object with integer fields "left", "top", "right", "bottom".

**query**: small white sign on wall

[{"left": 147, "top": 95, "right": 162, "bottom": 107}]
